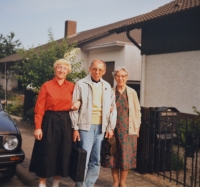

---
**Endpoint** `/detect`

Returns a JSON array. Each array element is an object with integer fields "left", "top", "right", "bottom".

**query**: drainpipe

[
  {"left": 140, "top": 55, "right": 146, "bottom": 106},
  {"left": 125, "top": 27, "right": 146, "bottom": 106},
  {"left": 126, "top": 27, "right": 142, "bottom": 52}
]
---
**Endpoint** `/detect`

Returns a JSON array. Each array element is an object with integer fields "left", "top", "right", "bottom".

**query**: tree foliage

[
  {"left": 192, "top": 106, "right": 200, "bottom": 125},
  {"left": 0, "top": 32, "right": 21, "bottom": 58},
  {"left": 12, "top": 30, "right": 87, "bottom": 92}
]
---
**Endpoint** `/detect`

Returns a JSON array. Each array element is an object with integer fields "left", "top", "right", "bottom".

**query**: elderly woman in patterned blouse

[{"left": 102, "top": 66, "right": 141, "bottom": 187}]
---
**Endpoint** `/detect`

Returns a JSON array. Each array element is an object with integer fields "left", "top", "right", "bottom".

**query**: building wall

[
  {"left": 142, "top": 9, "right": 200, "bottom": 55},
  {"left": 144, "top": 50, "right": 200, "bottom": 114},
  {"left": 75, "top": 49, "right": 89, "bottom": 73},
  {"left": 88, "top": 46, "right": 124, "bottom": 71},
  {"left": 0, "top": 71, "right": 18, "bottom": 91},
  {"left": 0, "top": 78, "right": 18, "bottom": 91},
  {"left": 124, "top": 45, "right": 141, "bottom": 81},
  {"left": 79, "top": 43, "right": 141, "bottom": 81}
]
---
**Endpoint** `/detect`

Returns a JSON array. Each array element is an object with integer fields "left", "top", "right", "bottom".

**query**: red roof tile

[
  {"left": 109, "top": 0, "right": 200, "bottom": 33},
  {"left": 1, "top": 0, "right": 199, "bottom": 63}
]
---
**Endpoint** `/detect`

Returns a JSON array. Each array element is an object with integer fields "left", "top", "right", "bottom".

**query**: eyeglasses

[
  {"left": 56, "top": 66, "right": 68, "bottom": 72},
  {"left": 115, "top": 75, "right": 127, "bottom": 79}
]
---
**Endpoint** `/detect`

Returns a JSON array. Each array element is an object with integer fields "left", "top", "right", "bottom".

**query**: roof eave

[
  {"left": 82, "top": 41, "right": 126, "bottom": 51},
  {"left": 0, "top": 54, "right": 22, "bottom": 63},
  {"left": 109, "top": 5, "right": 200, "bottom": 34}
]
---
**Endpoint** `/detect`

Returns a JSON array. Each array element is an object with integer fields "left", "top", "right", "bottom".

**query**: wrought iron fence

[{"left": 137, "top": 107, "right": 200, "bottom": 187}]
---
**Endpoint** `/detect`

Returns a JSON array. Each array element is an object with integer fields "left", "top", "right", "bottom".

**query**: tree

[
  {"left": 0, "top": 32, "right": 21, "bottom": 58},
  {"left": 12, "top": 29, "right": 87, "bottom": 92},
  {"left": 12, "top": 30, "right": 87, "bottom": 123},
  {"left": 192, "top": 106, "right": 200, "bottom": 125},
  {"left": 0, "top": 34, "right": 4, "bottom": 58}
]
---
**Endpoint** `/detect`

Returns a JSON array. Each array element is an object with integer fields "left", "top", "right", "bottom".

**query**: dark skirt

[{"left": 29, "top": 111, "right": 72, "bottom": 178}]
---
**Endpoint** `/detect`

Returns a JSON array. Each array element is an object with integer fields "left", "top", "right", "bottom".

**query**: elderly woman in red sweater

[{"left": 29, "top": 59, "right": 80, "bottom": 187}]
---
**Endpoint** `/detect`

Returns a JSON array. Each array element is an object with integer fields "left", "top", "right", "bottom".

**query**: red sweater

[{"left": 34, "top": 78, "right": 74, "bottom": 129}]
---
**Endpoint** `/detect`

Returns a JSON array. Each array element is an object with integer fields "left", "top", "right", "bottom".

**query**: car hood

[{"left": 0, "top": 110, "right": 18, "bottom": 133}]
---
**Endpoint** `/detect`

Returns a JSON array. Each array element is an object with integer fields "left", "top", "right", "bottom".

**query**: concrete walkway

[{"left": 13, "top": 117, "right": 168, "bottom": 187}]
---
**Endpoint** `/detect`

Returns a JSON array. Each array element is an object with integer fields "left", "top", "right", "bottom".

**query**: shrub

[
  {"left": 171, "top": 147, "right": 184, "bottom": 171},
  {"left": 23, "top": 107, "right": 34, "bottom": 124},
  {"left": 0, "top": 90, "right": 18, "bottom": 101},
  {"left": 6, "top": 103, "right": 23, "bottom": 117}
]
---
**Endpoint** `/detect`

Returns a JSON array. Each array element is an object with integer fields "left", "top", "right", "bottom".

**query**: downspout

[
  {"left": 126, "top": 27, "right": 142, "bottom": 52},
  {"left": 125, "top": 27, "right": 145, "bottom": 106},
  {"left": 140, "top": 55, "right": 146, "bottom": 106}
]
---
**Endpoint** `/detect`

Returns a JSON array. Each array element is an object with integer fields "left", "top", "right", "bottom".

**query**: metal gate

[{"left": 137, "top": 107, "right": 200, "bottom": 187}]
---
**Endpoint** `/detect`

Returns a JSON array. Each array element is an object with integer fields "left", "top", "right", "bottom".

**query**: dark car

[{"left": 0, "top": 102, "right": 25, "bottom": 179}]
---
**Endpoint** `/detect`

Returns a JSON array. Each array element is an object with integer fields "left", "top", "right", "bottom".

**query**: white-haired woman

[
  {"left": 29, "top": 59, "right": 80, "bottom": 187},
  {"left": 102, "top": 66, "right": 141, "bottom": 187}
]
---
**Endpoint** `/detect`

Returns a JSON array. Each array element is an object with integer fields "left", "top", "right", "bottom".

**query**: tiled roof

[
  {"left": 0, "top": 27, "right": 141, "bottom": 63},
  {"left": 59, "top": 24, "right": 141, "bottom": 47},
  {"left": 82, "top": 29, "right": 141, "bottom": 48},
  {"left": 0, "top": 28, "right": 141, "bottom": 63},
  {"left": 0, "top": 53, "right": 21, "bottom": 63},
  {"left": 1, "top": 0, "right": 199, "bottom": 63},
  {"left": 108, "top": 0, "right": 200, "bottom": 33}
]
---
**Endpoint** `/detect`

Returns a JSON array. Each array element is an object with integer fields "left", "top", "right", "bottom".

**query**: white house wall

[
  {"left": 75, "top": 49, "right": 89, "bottom": 72},
  {"left": 0, "top": 78, "right": 18, "bottom": 91},
  {"left": 89, "top": 47, "right": 124, "bottom": 72},
  {"left": 124, "top": 45, "right": 141, "bottom": 81},
  {"left": 78, "top": 44, "right": 141, "bottom": 81},
  {"left": 144, "top": 50, "right": 200, "bottom": 114}
]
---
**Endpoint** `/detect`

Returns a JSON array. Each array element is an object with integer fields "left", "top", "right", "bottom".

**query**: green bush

[
  {"left": 171, "top": 147, "right": 184, "bottom": 171},
  {"left": 178, "top": 119, "right": 193, "bottom": 145},
  {"left": 23, "top": 107, "right": 34, "bottom": 124},
  {"left": 6, "top": 103, "right": 23, "bottom": 117},
  {"left": 0, "top": 90, "right": 18, "bottom": 101},
  {"left": 13, "top": 30, "right": 87, "bottom": 92},
  {"left": 11, "top": 30, "right": 87, "bottom": 123}
]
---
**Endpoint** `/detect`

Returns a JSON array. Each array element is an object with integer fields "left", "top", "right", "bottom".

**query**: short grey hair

[
  {"left": 112, "top": 66, "right": 129, "bottom": 77},
  {"left": 90, "top": 59, "right": 106, "bottom": 69}
]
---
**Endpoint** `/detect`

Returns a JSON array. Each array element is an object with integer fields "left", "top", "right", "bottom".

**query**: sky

[{"left": 0, "top": 0, "right": 171, "bottom": 49}]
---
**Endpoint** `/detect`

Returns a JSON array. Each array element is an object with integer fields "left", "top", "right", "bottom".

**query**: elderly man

[{"left": 70, "top": 59, "right": 117, "bottom": 187}]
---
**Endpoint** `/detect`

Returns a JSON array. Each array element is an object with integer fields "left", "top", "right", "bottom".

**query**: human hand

[
  {"left": 34, "top": 129, "right": 43, "bottom": 140},
  {"left": 110, "top": 106, "right": 113, "bottom": 113},
  {"left": 73, "top": 130, "right": 80, "bottom": 142},
  {"left": 71, "top": 100, "right": 81, "bottom": 110},
  {"left": 105, "top": 129, "right": 114, "bottom": 139},
  {"left": 136, "top": 128, "right": 140, "bottom": 137}
]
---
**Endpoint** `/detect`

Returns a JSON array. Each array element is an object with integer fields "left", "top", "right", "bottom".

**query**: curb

[{"left": 16, "top": 165, "right": 38, "bottom": 187}]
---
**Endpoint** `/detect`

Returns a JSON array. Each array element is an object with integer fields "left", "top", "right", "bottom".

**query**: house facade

[
  {"left": 108, "top": 0, "right": 200, "bottom": 114},
  {"left": 0, "top": 62, "right": 18, "bottom": 91},
  {"left": 144, "top": 51, "right": 200, "bottom": 114},
  {"left": 0, "top": 20, "right": 142, "bottom": 93},
  {"left": 77, "top": 41, "right": 141, "bottom": 86},
  {"left": 65, "top": 20, "right": 142, "bottom": 88}
]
